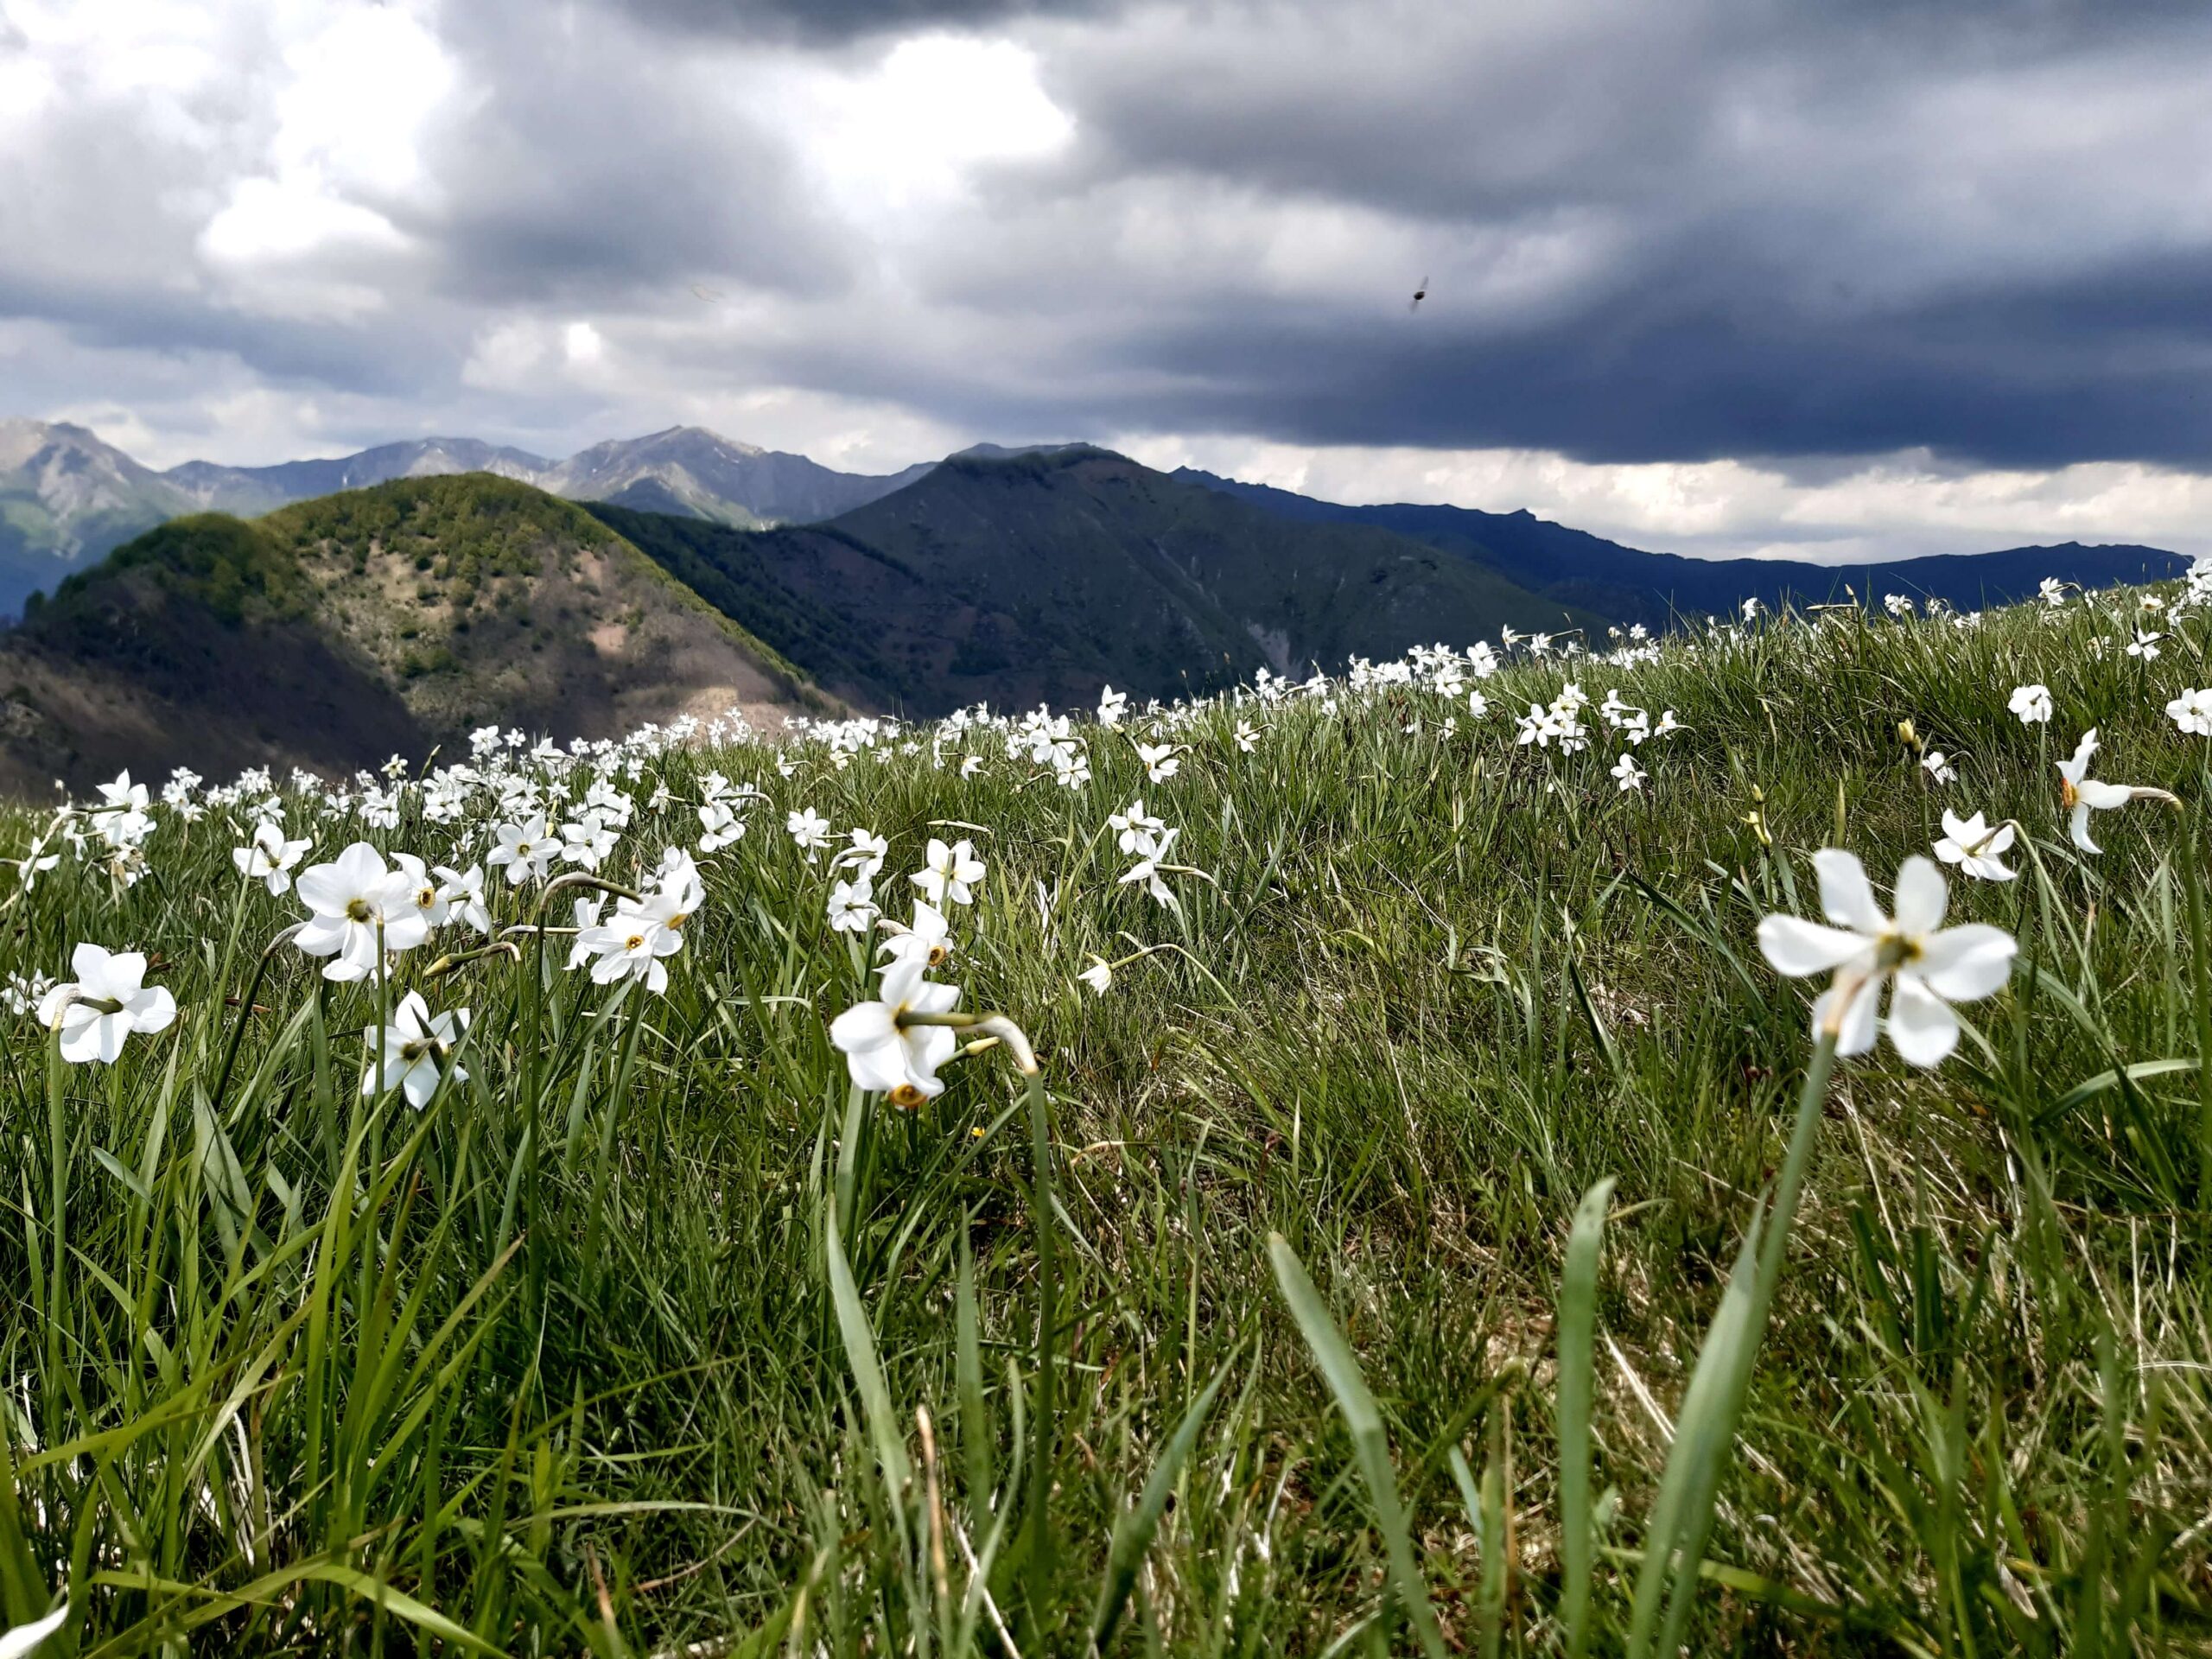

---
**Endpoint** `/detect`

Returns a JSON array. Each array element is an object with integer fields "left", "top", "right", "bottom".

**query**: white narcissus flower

[
  {"left": 37, "top": 944, "right": 177, "bottom": 1065},
  {"left": 2008, "top": 683, "right": 2053, "bottom": 725},
  {"left": 294, "top": 842, "right": 430, "bottom": 982},
  {"left": 391, "top": 853, "right": 451, "bottom": 929},
  {"left": 362, "top": 991, "right": 469, "bottom": 1110},
  {"left": 1077, "top": 957, "right": 1113, "bottom": 996},
  {"left": 836, "top": 828, "right": 888, "bottom": 880},
  {"left": 565, "top": 896, "right": 606, "bottom": 970},
  {"left": 786, "top": 807, "right": 832, "bottom": 855},
  {"left": 232, "top": 821, "right": 311, "bottom": 895},
  {"left": 1135, "top": 742, "right": 1180, "bottom": 783},
  {"left": 828, "top": 876, "right": 878, "bottom": 934},
  {"left": 1611, "top": 753, "right": 1646, "bottom": 792},
  {"left": 486, "top": 816, "right": 558, "bottom": 886},
  {"left": 1921, "top": 751, "right": 1957, "bottom": 785},
  {"left": 1757, "top": 850, "right": 2016, "bottom": 1066},
  {"left": 575, "top": 856, "right": 700, "bottom": 995},
  {"left": 2056, "top": 729, "right": 2179, "bottom": 854},
  {"left": 1934, "top": 810, "right": 2016, "bottom": 882},
  {"left": 829, "top": 958, "right": 961, "bottom": 1107},
  {"left": 879, "top": 900, "right": 954, "bottom": 970},
  {"left": 10, "top": 833, "right": 60, "bottom": 892},
  {"left": 435, "top": 863, "right": 492, "bottom": 935},
  {"left": 697, "top": 799, "right": 744, "bottom": 853},
  {"left": 2126, "top": 629, "right": 2163, "bottom": 660},
  {"left": 2164, "top": 688, "right": 2212, "bottom": 737},
  {"left": 0, "top": 1601, "right": 69, "bottom": 1659},
  {"left": 959, "top": 754, "right": 985, "bottom": 779},
  {"left": 1234, "top": 720, "right": 1259, "bottom": 753},
  {"left": 912, "top": 837, "right": 984, "bottom": 906}
]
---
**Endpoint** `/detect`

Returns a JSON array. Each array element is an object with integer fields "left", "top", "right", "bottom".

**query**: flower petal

[
  {"left": 1912, "top": 925, "right": 2017, "bottom": 1002},
  {"left": 2069, "top": 803, "right": 2101, "bottom": 855},
  {"left": 1887, "top": 977, "right": 1961, "bottom": 1068},
  {"left": 1757, "top": 916, "right": 1871, "bottom": 979},
  {"left": 1812, "top": 975, "right": 1881, "bottom": 1058},
  {"left": 1891, "top": 855, "right": 1948, "bottom": 936},
  {"left": 1813, "top": 849, "right": 1885, "bottom": 934}
]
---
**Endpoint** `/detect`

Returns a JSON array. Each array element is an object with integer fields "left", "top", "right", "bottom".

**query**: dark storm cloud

[
  {"left": 601, "top": 0, "right": 1114, "bottom": 47},
  {"left": 7, "top": 0, "right": 2212, "bottom": 478},
  {"left": 422, "top": 9, "right": 850, "bottom": 302},
  {"left": 964, "top": 0, "right": 2212, "bottom": 467}
]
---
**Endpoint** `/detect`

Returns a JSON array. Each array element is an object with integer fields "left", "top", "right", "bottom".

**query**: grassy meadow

[{"left": 3, "top": 585, "right": 2212, "bottom": 1656}]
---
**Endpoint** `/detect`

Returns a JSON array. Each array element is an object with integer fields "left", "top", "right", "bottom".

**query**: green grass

[{"left": 3, "top": 588, "right": 2212, "bottom": 1654}]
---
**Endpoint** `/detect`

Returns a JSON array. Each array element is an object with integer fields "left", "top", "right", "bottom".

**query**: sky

[{"left": 4, "top": 0, "right": 2212, "bottom": 561}]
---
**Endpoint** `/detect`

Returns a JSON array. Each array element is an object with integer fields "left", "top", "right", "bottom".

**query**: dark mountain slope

[
  {"left": 596, "top": 447, "right": 1604, "bottom": 715},
  {"left": 1179, "top": 470, "right": 2188, "bottom": 628}
]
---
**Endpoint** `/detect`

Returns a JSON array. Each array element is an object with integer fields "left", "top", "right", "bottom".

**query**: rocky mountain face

[{"left": 0, "top": 421, "right": 200, "bottom": 617}]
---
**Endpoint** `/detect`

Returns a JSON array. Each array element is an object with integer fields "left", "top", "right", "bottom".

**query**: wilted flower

[
  {"left": 362, "top": 991, "right": 469, "bottom": 1110},
  {"left": 38, "top": 944, "right": 178, "bottom": 1065},
  {"left": 1934, "top": 810, "right": 2016, "bottom": 881},
  {"left": 829, "top": 958, "right": 961, "bottom": 1107},
  {"left": 1757, "top": 851, "right": 2016, "bottom": 1066},
  {"left": 295, "top": 842, "right": 431, "bottom": 982},
  {"left": 2056, "top": 729, "right": 2179, "bottom": 854}
]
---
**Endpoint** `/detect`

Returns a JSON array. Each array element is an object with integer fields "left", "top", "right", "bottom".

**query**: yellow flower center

[
  {"left": 1873, "top": 931, "right": 1923, "bottom": 971},
  {"left": 346, "top": 897, "right": 373, "bottom": 923},
  {"left": 888, "top": 1083, "right": 927, "bottom": 1109},
  {"left": 625, "top": 933, "right": 645, "bottom": 952}
]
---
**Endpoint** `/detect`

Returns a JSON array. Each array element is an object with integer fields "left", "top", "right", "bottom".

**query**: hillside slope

[
  {"left": 594, "top": 447, "right": 1603, "bottom": 714},
  {"left": 1181, "top": 470, "right": 2189, "bottom": 626},
  {"left": 0, "top": 476, "right": 823, "bottom": 792}
]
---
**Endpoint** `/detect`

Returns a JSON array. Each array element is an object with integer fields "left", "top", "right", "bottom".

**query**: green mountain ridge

[{"left": 0, "top": 476, "right": 825, "bottom": 792}]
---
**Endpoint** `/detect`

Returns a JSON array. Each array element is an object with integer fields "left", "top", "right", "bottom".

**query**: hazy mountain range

[
  {"left": 0, "top": 420, "right": 933, "bottom": 617},
  {"left": 0, "top": 416, "right": 2190, "bottom": 788}
]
